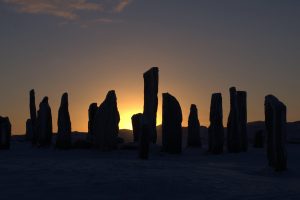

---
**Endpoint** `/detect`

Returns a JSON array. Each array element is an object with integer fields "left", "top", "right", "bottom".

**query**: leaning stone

[{"left": 162, "top": 93, "right": 182, "bottom": 154}]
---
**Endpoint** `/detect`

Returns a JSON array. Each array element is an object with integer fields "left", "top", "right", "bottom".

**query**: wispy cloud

[
  {"left": 114, "top": 0, "right": 133, "bottom": 13},
  {"left": 2, "top": 0, "right": 133, "bottom": 21}
]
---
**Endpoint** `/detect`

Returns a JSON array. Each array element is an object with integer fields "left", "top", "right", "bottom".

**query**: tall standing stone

[
  {"left": 208, "top": 93, "right": 224, "bottom": 154},
  {"left": 237, "top": 91, "right": 248, "bottom": 152},
  {"left": 29, "top": 89, "right": 37, "bottom": 143},
  {"left": 93, "top": 90, "right": 120, "bottom": 151},
  {"left": 227, "top": 87, "right": 241, "bottom": 153},
  {"left": 187, "top": 104, "right": 201, "bottom": 147},
  {"left": 36, "top": 97, "right": 53, "bottom": 147},
  {"left": 131, "top": 113, "right": 143, "bottom": 142},
  {"left": 56, "top": 93, "right": 72, "bottom": 149},
  {"left": 143, "top": 67, "right": 159, "bottom": 144},
  {"left": 87, "top": 103, "right": 97, "bottom": 142},
  {"left": 265, "top": 95, "right": 287, "bottom": 171},
  {"left": 162, "top": 93, "right": 182, "bottom": 154},
  {"left": 0, "top": 117, "right": 11, "bottom": 149}
]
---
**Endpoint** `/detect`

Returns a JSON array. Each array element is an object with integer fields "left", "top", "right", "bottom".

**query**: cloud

[
  {"left": 114, "top": 0, "right": 133, "bottom": 13},
  {"left": 2, "top": 0, "right": 133, "bottom": 20}
]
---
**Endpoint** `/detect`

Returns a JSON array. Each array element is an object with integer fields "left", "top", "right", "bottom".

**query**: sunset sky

[{"left": 0, "top": 0, "right": 299, "bottom": 134}]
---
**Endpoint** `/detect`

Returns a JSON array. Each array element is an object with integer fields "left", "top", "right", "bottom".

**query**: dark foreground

[{"left": 0, "top": 138, "right": 299, "bottom": 200}]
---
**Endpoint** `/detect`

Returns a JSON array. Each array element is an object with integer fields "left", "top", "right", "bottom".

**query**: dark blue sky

[{"left": 0, "top": 0, "right": 299, "bottom": 133}]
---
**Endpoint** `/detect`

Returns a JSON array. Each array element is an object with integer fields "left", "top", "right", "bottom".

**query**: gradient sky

[{"left": 0, "top": 0, "right": 299, "bottom": 134}]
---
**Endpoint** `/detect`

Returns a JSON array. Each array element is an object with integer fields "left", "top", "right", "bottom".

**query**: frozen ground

[{"left": 0, "top": 136, "right": 299, "bottom": 200}]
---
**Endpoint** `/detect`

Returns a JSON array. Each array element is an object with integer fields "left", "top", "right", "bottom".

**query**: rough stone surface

[
  {"left": 237, "top": 91, "right": 248, "bottom": 152},
  {"left": 87, "top": 103, "right": 97, "bottom": 142},
  {"left": 0, "top": 116, "right": 11, "bottom": 149},
  {"left": 265, "top": 95, "right": 287, "bottom": 171},
  {"left": 93, "top": 90, "right": 120, "bottom": 151},
  {"left": 208, "top": 93, "right": 224, "bottom": 154},
  {"left": 56, "top": 93, "right": 72, "bottom": 149},
  {"left": 162, "top": 93, "right": 182, "bottom": 154},
  {"left": 187, "top": 104, "right": 201, "bottom": 147},
  {"left": 143, "top": 67, "right": 159, "bottom": 144},
  {"left": 29, "top": 89, "right": 37, "bottom": 143},
  {"left": 36, "top": 97, "right": 53, "bottom": 147},
  {"left": 131, "top": 113, "right": 143, "bottom": 142},
  {"left": 253, "top": 130, "right": 265, "bottom": 148},
  {"left": 227, "top": 87, "right": 241, "bottom": 153}
]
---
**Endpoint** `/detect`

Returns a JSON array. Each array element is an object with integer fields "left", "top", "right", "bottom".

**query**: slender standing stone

[
  {"left": 93, "top": 90, "right": 120, "bottom": 151},
  {"left": 265, "top": 95, "right": 287, "bottom": 171},
  {"left": 87, "top": 103, "right": 97, "bottom": 142},
  {"left": 208, "top": 93, "right": 224, "bottom": 154},
  {"left": 0, "top": 117, "right": 11, "bottom": 149},
  {"left": 187, "top": 104, "right": 201, "bottom": 147},
  {"left": 29, "top": 89, "right": 37, "bottom": 143},
  {"left": 36, "top": 97, "right": 53, "bottom": 146},
  {"left": 56, "top": 93, "right": 72, "bottom": 149},
  {"left": 227, "top": 87, "right": 241, "bottom": 153},
  {"left": 237, "top": 91, "right": 248, "bottom": 152},
  {"left": 143, "top": 67, "right": 159, "bottom": 143},
  {"left": 162, "top": 93, "right": 182, "bottom": 154},
  {"left": 131, "top": 113, "right": 143, "bottom": 142}
]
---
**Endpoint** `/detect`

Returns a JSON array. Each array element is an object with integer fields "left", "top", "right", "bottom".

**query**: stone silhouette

[
  {"left": 253, "top": 130, "right": 265, "bottom": 148},
  {"left": 143, "top": 67, "right": 159, "bottom": 144},
  {"left": 227, "top": 87, "right": 241, "bottom": 153},
  {"left": 187, "top": 104, "right": 201, "bottom": 147},
  {"left": 162, "top": 93, "right": 182, "bottom": 154},
  {"left": 131, "top": 113, "right": 143, "bottom": 142},
  {"left": 36, "top": 97, "right": 53, "bottom": 147},
  {"left": 208, "top": 93, "right": 224, "bottom": 154},
  {"left": 26, "top": 119, "right": 33, "bottom": 140},
  {"left": 0, "top": 116, "right": 11, "bottom": 149},
  {"left": 265, "top": 95, "right": 287, "bottom": 171},
  {"left": 237, "top": 91, "right": 248, "bottom": 152},
  {"left": 87, "top": 103, "right": 97, "bottom": 142},
  {"left": 93, "top": 90, "right": 120, "bottom": 151},
  {"left": 139, "top": 118, "right": 150, "bottom": 160},
  {"left": 56, "top": 93, "right": 72, "bottom": 149},
  {"left": 29, "top": 89, "right": 37, "bottom": 143}
]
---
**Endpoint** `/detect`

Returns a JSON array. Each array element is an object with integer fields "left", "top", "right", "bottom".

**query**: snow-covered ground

[{"left": 0, "top": 136, "right": 299, "bottom": 200}]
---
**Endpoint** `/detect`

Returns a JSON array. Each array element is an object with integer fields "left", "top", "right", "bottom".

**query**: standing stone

[
  {"left": 162, "top": 93, "right": 182, "bottom": 154},
  {"left": 237, "top": 91, "right": 248, "bottom": 152},
  {"left": 56, "top": 93, "right": 72, "bottom": 149},
  {"left": 227, "top": 87, "right": 241, "bottom": 153},
  {"left": 208, "top": 93, "right": 224, "bottom": 154},
  {"left": 36, "top": 97, "right": 53, "bottom": 147},
  {"left": 26, "top": 119, "right": 33, "bottom": 140},
  {"left": 187, "top": 104, "right": 201, "bottom": 147},
  {"left": 139, "top": 118, "right": 150, "bottom": 160},
  {"left": 143, "top": 67, "right": 159, "bottom": 144},
  {"left": 93, "top": 90, "right": 120, "bottom": 151},
  {"left": 0, "top": 117, "right": 11, "bottom": 149},
  {"left": 253, "top": 130, "right": 265, "bottom": 148},
  {"left": 87, "top": 103, "right": 97, "bottom": 142},
  {"left": 131, "top": 113, "right": 143, "bottom": 142},
  {"left": 29, "top": 89, "right": 37, "bottom": 143},
  {"left": 265, "top": 95, "right": 287, "bottom": 171}
]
